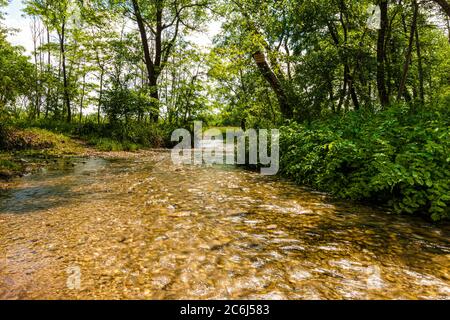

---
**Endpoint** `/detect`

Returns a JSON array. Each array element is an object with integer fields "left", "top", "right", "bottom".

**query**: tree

[
  {"left": 0, "top": 31, "right": 35, "bottom": 111},
  {"left": 24, "top": 0, "right": 79, "bottom": 122},
  {"left": 216, "top": 0, "right": 295, "bottom": 119},
  {"left": 398, "top": 0, "right": 419, "bottom": 101},
  {"left": 110, "top": 0, "right": 210, "bottom": 121}
]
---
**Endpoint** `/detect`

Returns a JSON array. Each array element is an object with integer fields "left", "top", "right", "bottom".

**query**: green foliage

[
  {"left": 12, "top": 117, "right": 165, "bottom": 150},
  {"left": 280, "top": 105, "right": 450, "bottom": 221},
  {"left": 0, "top": 159, "right": 21, "bottom": 171},
  {"left": 87, "top": 137, "right": 139, "bottom": 152},
  {"left": 101, "top": 86, "right": 155, "bottom": 124},
  {"left": 0, "top": 31, "right": 34, "bottom": 109},
  {"left": 85, "top": 121, "right": 163, "bottom": 149}
]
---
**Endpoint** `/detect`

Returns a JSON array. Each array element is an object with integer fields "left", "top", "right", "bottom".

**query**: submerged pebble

[{"left": 0, "top": 152, "right": 448, "bottom": 300}]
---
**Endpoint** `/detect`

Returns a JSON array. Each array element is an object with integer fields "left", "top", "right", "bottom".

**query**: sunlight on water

[{"left": 0, "top": 151, "right": 449, "bottom": 299}]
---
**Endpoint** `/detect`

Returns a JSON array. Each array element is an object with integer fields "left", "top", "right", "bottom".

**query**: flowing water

[{"left": 0, "top": 150, "right": 449, "bottom": 300}]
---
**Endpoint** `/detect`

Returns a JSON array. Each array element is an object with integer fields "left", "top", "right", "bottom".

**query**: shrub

[
  {"left": 0, "top": 159, "right": 21, "bottom": 171},
  {"left": 11, "top": 118, "right": 166, "bottom": 150},
  {"left": 280, "top": 105, "right": 450, "bottom": 221},
  {"left": 88, "top": 138, "right": 124, "bottom": 152}
]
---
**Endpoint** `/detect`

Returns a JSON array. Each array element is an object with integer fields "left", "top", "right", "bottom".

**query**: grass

[
  {"left": 87, "top": 137, "right": 140, "bottom": 152},
  {"left": 0, "top": 126, "right": 88, "bottom": 179},
  {"left": 0, "top": 124, "right": 148, "bottom": 179}
]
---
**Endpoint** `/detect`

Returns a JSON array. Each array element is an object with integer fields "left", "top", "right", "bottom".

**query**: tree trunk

[
  {"left": 349, "top": 77, "right": 360, "bottom": 110},
  {"left": 45, "top": 28, "right": 51, "bottom": 119},
  {"left": 32, "top": 18, "right": 40, "bottom": 119},
  {"left": 60, "top": 21, "right": 71, "bottom": 122},
  {"left": 149, "top": 76, "right": 160, "bottom": 122},
  {"left": 132, "top": 0, "right": 159, "bottom": 122},
  {"left": 252, "top": 51, "right": 292, "bottom": 119},
  {"left": 415, "top": 26, "right": 425, "bottom": 104},
  {"left": 377, "top": 0, "right": 390, "bottom": 107},
  {"left": 338, "top": 0, "right": 360, "bottom": 110},
  {"left": 446, "top": 16, "right": 450, "bottom": 43},
  {"left": 98, "top": 68, "right": 104, "bottom": 125},
  {"left": 338, "top": 67, "right": 348, "bottom": 112},
  {"left": 80, "top": 73, "right": 86, "bottom": 123},
  {"left": 397, "top": 0, "right": 418, "bottom": 101},
  {"left": 327, "top": 18, "right": 359, "bottom": 111}
]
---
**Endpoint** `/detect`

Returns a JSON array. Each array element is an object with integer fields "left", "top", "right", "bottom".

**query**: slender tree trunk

[
  {"left": 338, "top": 68, "right": 348, "bottom": 112},
  {"left": 79, "top": 73, "right": 86, "bottom": 123},
  {"left": 327, "top": 20, "right": 345, "bottom": 112},
  {"left": 338, "top": 1, "right": 360, "bottom": 110},
  {"left": 60, "top": 21, "right": 71, "bottom": 122},
  {"left": 98, "top": 68, "right": 104, "bottom": 125},
  {"left": 34, "top": 41, "right": 40, "bottom": 118},
  {"left": 415, "top": 26, "right": 425, "bottom": 104},
  {"left": 31, "top": 17, "right": 41, "bottom": 119},
  {"left": 45, "top": 28, "right": 51, "bottom": 118},
  {"left": 349, "top": 78, "right": 360, "bottom": 110},
  {"left": 377, "top": 0, "right": 390, "bottom": 107},
  {"left": 329, "top": 79, "right": 336, "bottom": 113},
  {"left": 397, "top": 0, "right": 418, "bottom": 101},
  {"left": 446, "top": 16, "right": 450, "bottom": 43}
]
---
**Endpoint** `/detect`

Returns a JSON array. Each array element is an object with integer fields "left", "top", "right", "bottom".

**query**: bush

[
  {"left": 11, "top": 118, "right": 166, "bottom": 150},
  {"left": 280, "top": 105, "right": 450, "bottom": 221},
  {"left": 88, "top": 138, "right": 124, "bottom": 152},
  {"left": 0, "top": 159, "right": 20, "bottom": 171},
  {"left": 87, "top": 137, "right": 140, "bottom": 152}
]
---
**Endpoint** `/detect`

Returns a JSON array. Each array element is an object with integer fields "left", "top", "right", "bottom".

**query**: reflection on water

[
  {"left": 0, "top": 151, "right": 449, "bottom": 300},
  {"left": 0, "top": 159, "right": 109, "bottom": 214}
]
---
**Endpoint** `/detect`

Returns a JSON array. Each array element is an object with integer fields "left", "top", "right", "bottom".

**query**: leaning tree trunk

[{"left": 252, "top": 51, "right": 293, "bottom": 119}]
